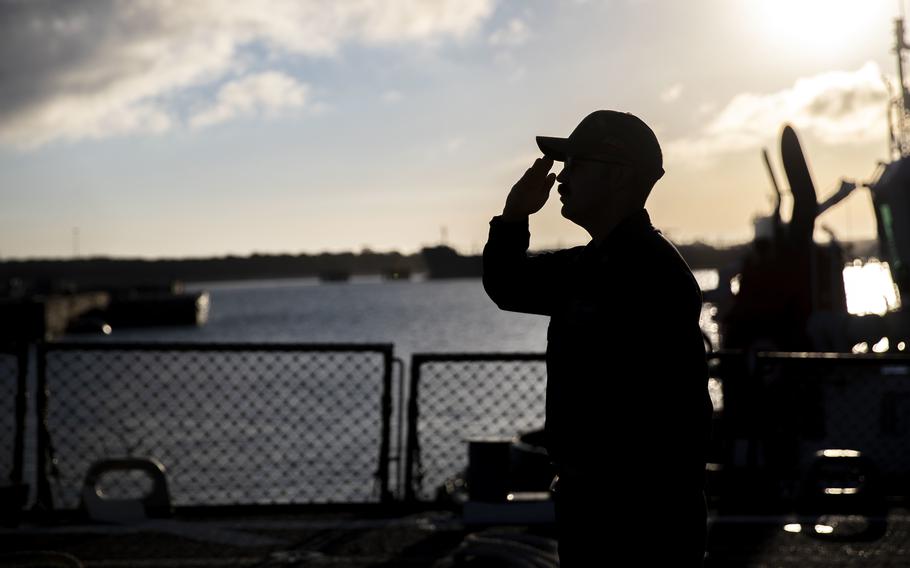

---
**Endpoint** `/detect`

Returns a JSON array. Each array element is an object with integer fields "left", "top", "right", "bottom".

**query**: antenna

[
  {"left": 73, "top": 226, "right": 80, "bottom": 258},
  {"left": 440, "top": 226, "right": 448, "bottom": 246}
]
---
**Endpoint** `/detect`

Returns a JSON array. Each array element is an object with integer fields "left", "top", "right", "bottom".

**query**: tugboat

[
  {"left": 420, "top": 226, "right": 483, "bottom": 280},
  {"left": 318, "top": 270, "right": 351, "bottom": 283},
  {"left": 715, "top": 17, "right": 910, "bottom": 353},
  {"left": 697, "top": 16, "right": 910, "bottom": 530},
  {"left": 381, "top": 267, "right": 412, "bottom": 281},
  {"left": 420, "top": 245, "right": 483, "bottom": 280}
]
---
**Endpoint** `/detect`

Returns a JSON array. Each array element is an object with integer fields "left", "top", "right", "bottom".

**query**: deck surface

[{"left": 2, "top": 508, "right": 910, "bottom": 566}]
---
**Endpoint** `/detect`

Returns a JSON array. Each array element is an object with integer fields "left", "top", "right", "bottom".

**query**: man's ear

[{"left": 606, "top": 164, "right": 635, "bottom": 186}]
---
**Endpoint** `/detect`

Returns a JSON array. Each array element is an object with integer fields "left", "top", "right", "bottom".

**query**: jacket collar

[{"left": 583, "top": 208, "right": 652, "bottom": 259}]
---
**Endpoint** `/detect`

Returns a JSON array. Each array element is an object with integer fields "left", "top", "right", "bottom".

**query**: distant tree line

[
  {"left": 0, "top": 239, "right": 879, "bottom": 297},
  {"left": 0, "top": 250, "right": 421, "bottom": 296}
]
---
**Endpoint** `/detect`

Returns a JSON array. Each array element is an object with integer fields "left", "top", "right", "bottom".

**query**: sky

[{"left": 0, "top": 0, "right": 903, "bottom": 259}]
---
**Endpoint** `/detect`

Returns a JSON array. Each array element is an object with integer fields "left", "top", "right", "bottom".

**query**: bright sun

[{"left": 745, "top": 0, "right": 893, "bottom": 58}]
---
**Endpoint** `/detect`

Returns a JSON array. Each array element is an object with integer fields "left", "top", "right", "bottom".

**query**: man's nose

[{"left": 556, "top": 166, "right": 567, "bottom": 184}]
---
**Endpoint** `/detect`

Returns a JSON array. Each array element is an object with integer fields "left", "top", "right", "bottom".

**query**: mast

[{"left": 893, "top": 16, "right": 910, "bottom": 157}]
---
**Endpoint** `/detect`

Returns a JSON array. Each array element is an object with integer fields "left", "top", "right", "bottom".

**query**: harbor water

[{"left": 64, "top": 271, "right": 723, "bottom": 357}]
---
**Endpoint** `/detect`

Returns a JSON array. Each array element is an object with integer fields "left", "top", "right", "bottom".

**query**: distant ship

[
  {"left": 318, "top": 270, "right": 351, "bottom": 283},
  {"left": 420, "top": 245, "right": 482, "bottom": 279},
  {"left": 381, "top": 267, "right": 412, "bottom": 281}
]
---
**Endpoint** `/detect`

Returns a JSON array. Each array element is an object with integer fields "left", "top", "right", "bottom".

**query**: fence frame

[
  {"left": 404, "top": 352, "right": 546, "bottom": 502},
  {"left": 27, "top": 344, "right": 910, "bottom": 510},
  {"left": 35, "top": 341, "right": 396, "bottom": 511}
]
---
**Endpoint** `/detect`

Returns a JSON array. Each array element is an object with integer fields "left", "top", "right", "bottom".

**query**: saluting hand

[{"left": 502, "top": 157, "right": 556, "bottom": 221}]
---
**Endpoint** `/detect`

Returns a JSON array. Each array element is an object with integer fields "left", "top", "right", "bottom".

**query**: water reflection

[
  {"left": 698, "top": 260, "right": 901, "bottom": 355},
  {"left": 842, "top": 260, "right": 901, "bottom": 315}
]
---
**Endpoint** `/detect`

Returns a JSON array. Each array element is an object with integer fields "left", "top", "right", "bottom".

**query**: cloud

[
  {"left": 190, "top": 72, "right": 308, "bottom": 128},
  {"left": 0, "top": 0, "right": 495, "bottom": 149},
  {"left": 488, "top": 18, "right": 530, "bottom": 47},
  {"left": 666, "top": 62, "right": 889, "bottom": 167},
  {"left": 446, "top": 136, "right": 465, "bottom": 153},
  {"left": 492, "top": 50, "right": 527, "bottom": 83},
  {"left": 660, "top": 83, "right": 683, "bottom": 103},
  {"left": 381, "top": 90, "right": 404, "bottom": 104}
]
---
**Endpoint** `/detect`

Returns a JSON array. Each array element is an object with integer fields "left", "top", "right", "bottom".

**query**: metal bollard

[{"left": 80, "top": 457, "right": 172, "bottom": 523}]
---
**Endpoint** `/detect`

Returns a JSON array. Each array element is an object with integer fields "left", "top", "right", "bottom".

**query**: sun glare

[
  {"left": 744, "top": 0, "right": 891, "bottom": 58},
  {"left": 842, "top": 260, "right": 901, "bottom": 315}
]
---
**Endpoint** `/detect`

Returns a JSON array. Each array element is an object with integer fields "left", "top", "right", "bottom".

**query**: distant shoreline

[{"left": 0, "top": 239, "right": 880, "bottom": 295}]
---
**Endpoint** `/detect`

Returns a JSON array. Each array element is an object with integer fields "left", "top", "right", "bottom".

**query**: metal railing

[
  {"left": 35, "top": 342, "right": 395, "bottom": 510},
  {"left": 2, "top": 343, "right": 907, "bottom": 511},
  {"left": 404, "top": 353, "right": 547, "bottom": 501}
]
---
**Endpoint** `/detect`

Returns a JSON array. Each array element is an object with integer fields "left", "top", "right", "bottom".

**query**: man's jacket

[{"left": 482, "top": 208, "right": 712, "bottom": 495}]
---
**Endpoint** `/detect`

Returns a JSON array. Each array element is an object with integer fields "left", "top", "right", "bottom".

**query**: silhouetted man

[{"left": 483, "top": 110, "right": 712, "bottom": 566}]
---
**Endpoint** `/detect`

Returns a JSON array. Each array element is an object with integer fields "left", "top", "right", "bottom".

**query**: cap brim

[{"left": 536, "top": 136, "right": 569, "bottom": 162}]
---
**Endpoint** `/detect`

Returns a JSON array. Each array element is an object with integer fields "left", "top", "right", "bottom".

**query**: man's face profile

[{"left": 557, "top": 157, "right": 627, "bottom": 226}]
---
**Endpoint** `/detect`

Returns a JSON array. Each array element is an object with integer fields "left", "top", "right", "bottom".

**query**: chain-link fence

[
  {"left": 742, "top": 352, "right": 910, "bottom": 490},
  {"left": 404, "top": 350, "right": 910, "bottom": 503},
  {"left": 0, "top": 344, "right": 26, "bottom": 485},
  {"left": 23, "top": 343, "right": 910, "bottom": 511},
  {"left": 36, "top": 342, "right": 394, "bottom": 509},
  {"left": 405, "top": 353, "right": 547, "bottom": 501}
]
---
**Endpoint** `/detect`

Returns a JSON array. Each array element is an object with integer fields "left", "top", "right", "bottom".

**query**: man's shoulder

[
  {"left": 628, "top": 225, "right": 687, "bottom": 262},
  {"left": 634, "top": 229, "right": 700, "bottom": 287},
  {"left": 652, "top": 230, "right": 690, "bottom": 265}
]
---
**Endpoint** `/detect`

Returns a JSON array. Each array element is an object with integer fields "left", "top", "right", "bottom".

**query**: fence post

[
  {"left": 403, "top": 355, "right": 423, "bottom": 502},
  {"left": 377, "top": 346, "right": 394, "bottom": 504},
  {"left": 35, "top": 342, "right": 53, "bottom": 511},
  {"left": 391, "top": 357, "right": 406, "bottom": 500},
  {"left": 10, "top": 343, "right": 28, "bottom": 485}
]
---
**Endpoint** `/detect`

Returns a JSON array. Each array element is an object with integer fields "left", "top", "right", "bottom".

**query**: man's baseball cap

[{"left": 536, "top": 110, "right": 664, "bottom": 181}]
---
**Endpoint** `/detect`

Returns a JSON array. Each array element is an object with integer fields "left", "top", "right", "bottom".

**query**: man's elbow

[
  {"left": 482, "top": 272, "right": 505, "bottom": 309},
  {"left": 484, "top": 278, "right": 534, "bottom": 314},
  {"left": 482, "top": 271, "right": 515, "bottom": 311}
]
